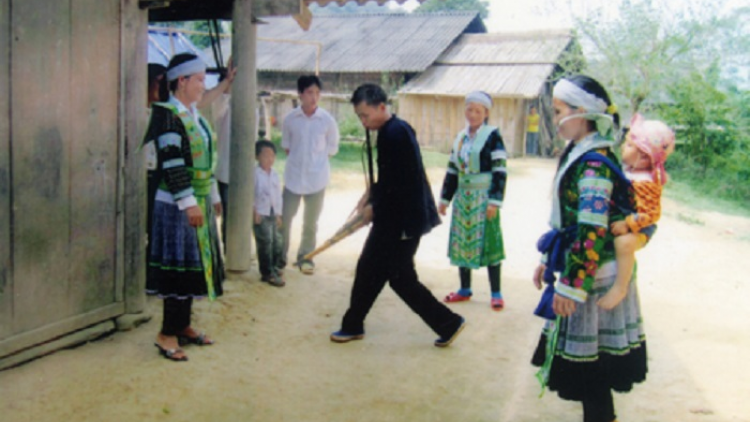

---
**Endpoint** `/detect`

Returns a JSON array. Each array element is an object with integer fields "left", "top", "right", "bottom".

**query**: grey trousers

[{"left": 280, "top": 187, "right": 326, "bottom": 267}]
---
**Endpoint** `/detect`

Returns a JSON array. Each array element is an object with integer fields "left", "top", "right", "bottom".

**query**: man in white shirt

[{"left": 281, "top": 75, "right": 340, "bottom": 274}]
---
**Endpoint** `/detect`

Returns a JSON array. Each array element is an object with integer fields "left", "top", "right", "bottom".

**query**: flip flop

[
  {"left": 178, "top": 332, "right": 215, "bottom": 346},
  {"left": 491, "top": 297, "right": 505, "bottom": 311},
  {"left": 444, "top": 291, "right": 471, "bottom": 303},
  {"left": 154, "top": 343, "right": 188, "bottom": 361}
]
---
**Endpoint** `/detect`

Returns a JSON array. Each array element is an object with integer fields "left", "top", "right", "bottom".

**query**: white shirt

[
  {"left": 213, "top": 93, "right": 232, "bottom": 184},
  {"left": 281, "top": 106, "right": 339, "bottom": 194},
  {"left": 254, "top": 165, "right": 283, "bottom": 217}
]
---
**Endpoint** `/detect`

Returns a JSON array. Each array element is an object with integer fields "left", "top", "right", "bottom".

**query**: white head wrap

[
  {"left": 465, "top": 91, "right": 493, "bottom": 110},
  {"left": 553, "top": 78, "right": 615, "bottom": 137},
  {"left": 167, "top": 57, "right": 207, "bottom": 82}
]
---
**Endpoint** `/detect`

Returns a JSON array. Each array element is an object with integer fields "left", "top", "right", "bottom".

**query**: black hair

[
  {"left": 255, "top": 139, "right": 276, "bottom": 157},
  {"left": 297, "top": 75, "right": 322, "bottom": 93},
  {"left": 350, "top": 83, "right": 388, "bottom": 107},
  {"left": 167, "top": 53, "right": 200, "bottom": 93},
  {"left": 148, "top": 63, "right": 169, "bottom": 103},
  {"left": 556, "top": 74, "right": 621, "bottom": 170}
]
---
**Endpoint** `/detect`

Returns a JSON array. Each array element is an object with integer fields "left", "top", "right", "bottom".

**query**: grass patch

[{"left": 663, "top": 179, "right": 750, "bottom": 218}]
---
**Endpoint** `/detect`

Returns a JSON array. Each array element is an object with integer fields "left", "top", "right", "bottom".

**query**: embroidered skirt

[
  {"left": 448, "top": 173, "right": 505, "bottom": 268},
  {"left": 147, "top": 199, "right": 224, "bottom": 299},
  {"left": 531, "top": 261, "right": 647, "bottom": 400}
]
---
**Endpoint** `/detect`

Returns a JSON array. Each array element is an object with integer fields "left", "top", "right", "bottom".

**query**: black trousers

[
  {"left": 161, "top": 298, "right": 193, "bottom": 336},
  {"left": 341, "top": 227, "right": 462, "bottom": 338}
]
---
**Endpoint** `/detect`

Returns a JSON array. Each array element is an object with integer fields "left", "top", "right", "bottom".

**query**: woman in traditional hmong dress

[
  {"left": 439, "top": 91, "right": 508, "bottom": 311},
  {"left": 531, "top": 75, "right": 647, "bottom": 422},
  {"left": 145, "top": 53, "right": 224, "bottom": 361}
]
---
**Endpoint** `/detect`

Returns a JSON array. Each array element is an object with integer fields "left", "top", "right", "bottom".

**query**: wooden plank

[
  {"left": 121, "top": 0, "right": 148, "bottom": 314},
  {"left": 0, "top": 303, "right": 122, "bottom": 363},
  {"left": 0, "top": 0, "right": 11, "bottom": 339},
  {"left": 11, "top": 0, "right": 72, "bottom": 333},
  {"left": 0, "top": 320, "right": 116, "bottom": 371},
  {"left": 67, "top": 0, "right": 121, "bottom": 314}
]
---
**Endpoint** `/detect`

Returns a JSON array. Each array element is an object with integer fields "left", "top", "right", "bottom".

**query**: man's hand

[
  {"left": 214, "top": 202, "right": 223, "bottom": 217},
  {"left": 276, "top": 216, "right": 282, "bottom": 228},
  {"left": 254, "top": 211, "right": 262, "bottom": 225},
  {"left": 186, "top": 206, "right": 204, "bottom": 227},
  {"left": 610, "top": 221, "right": 629, "bottom": 236},
  {"left": 361, "top": 204, "right": 374, "bottom": 225}
]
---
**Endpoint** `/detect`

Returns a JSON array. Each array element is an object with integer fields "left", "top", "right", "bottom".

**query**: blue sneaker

[
  {"left": 330, "top": 330, "right": 365, "bottom": 343},
  {"left": 434, "top": 318, "right": 466, "bottom": 348}
]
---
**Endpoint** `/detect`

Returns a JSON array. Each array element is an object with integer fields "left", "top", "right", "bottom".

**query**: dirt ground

[{"left": 1, "top": 158, "right": 749, "bottom": 422}]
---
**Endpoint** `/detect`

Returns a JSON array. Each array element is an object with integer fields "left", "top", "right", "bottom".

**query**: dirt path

[{"left": 2, "top": 159, "right": 749, "bottom": 422}]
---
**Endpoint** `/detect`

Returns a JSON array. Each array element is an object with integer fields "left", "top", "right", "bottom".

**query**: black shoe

[{"left": 434, "top": 318, "right": 466, "bottom": 348}]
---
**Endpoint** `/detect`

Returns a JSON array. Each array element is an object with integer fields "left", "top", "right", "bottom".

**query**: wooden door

[{"left": 0, "top": 0, "right": 123, "bottom": 356}]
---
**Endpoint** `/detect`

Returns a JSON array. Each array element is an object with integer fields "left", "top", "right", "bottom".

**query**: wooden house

[
  {"left": 398, "top": 30, "right": 578, "bottom": 156},
  {"left": 0, "top": 0, "right": 419, "bottom": 370},
  {"left": 211, "top": 11, "right": 486, "bottom": 124}
]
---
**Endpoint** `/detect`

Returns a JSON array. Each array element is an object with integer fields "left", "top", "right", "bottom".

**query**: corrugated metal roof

[
  {"left": 245, "top": 12, "right": 485, "bottom": 73},
  {"left": 399, "top": 31, "right": 573, "bottom": 98}
]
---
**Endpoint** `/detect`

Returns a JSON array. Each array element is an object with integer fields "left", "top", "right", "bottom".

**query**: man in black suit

[{"left": 330, "top": 84, "right": 465, "bottom": 348}]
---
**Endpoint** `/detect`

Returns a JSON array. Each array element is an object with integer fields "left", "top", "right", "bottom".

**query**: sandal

[
  {"left": 491, "top": 297, "right": 505, "bottom": 311},
  {"left": 154, "top": 343, "right": 188, "bottom": 361},
  {"left": 444, "top": 291, "right": 471, "bottom": 303},
  {"left": 178, "top": 331, "right": 215, "bottom": 346}
]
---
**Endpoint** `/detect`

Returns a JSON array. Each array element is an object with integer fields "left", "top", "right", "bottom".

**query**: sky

[{"left": 390, "top": 0, "right": 746, "bottom": 32}]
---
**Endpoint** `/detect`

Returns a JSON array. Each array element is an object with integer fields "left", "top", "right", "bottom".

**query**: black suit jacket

[{"left": 370, "top": 115, "right": 440, "bottom": 237}]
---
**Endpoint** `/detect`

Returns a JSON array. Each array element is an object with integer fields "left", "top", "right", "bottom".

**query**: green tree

[
  {"left": 574, "top": 0, "right": 746, "bottom": 115},
  {"left": 415, "top": 0, "right": 489, "bottom": 19}
]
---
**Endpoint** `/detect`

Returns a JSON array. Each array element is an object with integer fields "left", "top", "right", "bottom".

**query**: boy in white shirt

[{"left": 254, "top": 140, "right": 285, "bottom": 287}]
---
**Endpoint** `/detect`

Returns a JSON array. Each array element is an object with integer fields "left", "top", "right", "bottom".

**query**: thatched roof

[
  {"left": 399, "top": 30, "right": 574, "bottom": 99},
  {"left": 213, "top": 12, "right": 485, "bottom": 73}
]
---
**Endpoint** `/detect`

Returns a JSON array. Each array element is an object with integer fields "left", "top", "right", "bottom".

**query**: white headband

[
  {"left": 553, "top": 79, "right": 608, "bottom": 114},
  {"left": 465, "top": 91, "right": 493, "bottom": 110},
  {"left": 167, "top": 58, "right": 206, "bottom": 82}
]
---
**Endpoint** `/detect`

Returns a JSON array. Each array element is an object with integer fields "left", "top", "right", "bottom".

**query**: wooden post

[
  {"left": 121, "top": 0, "right": 148, "bottom": 313},
  {"left": 226, "top": 0, "right": 256, "bottom": 272},
  {"left": 0, "top": 0, "right": 11, "bottom": 338}
]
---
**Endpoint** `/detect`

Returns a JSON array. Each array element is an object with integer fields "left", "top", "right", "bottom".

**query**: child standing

[
  {"left": 598, "top": 113, "right": 675, "bottom": 310},
  {"left": 254, "top": 140, "right": 285, "bottom": 287}
]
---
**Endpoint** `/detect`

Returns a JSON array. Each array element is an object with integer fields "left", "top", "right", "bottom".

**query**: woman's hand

[
  {"left": 533, "top": 264, "right": 546, "bottom": 290},
  {"left": 214, "top": 202, "right": 223, "bottom": 217},
  {"left": 438, "top": 202, "right": 448, "bottom": 216},
  {"left": 186, "top": 206, "right": 204, "bottom": 227},
  {"left": 553, "top": 293, "right": 577, "bottom": 317},
  {"left": 486, "top": 204, "right": 498, "bottom": 219},
  {"left": 361, "top": 204, "right": 374, "bottom": 225}
]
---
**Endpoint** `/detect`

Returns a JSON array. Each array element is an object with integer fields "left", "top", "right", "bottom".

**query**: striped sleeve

[
  {"left": 439, "top": 152, "right": 459, "bottom": 205},
  {"left": 488, "top": 130, "right": 508, "bottom": 208},
  {"left": 157, "top": 131, "right": 194, "bottom": 202},
  {"left": 556, "top": 160, "right": 613, "bottom": 303}
]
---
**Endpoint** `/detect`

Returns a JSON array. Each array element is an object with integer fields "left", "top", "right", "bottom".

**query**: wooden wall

[
  {"left": 0, "top": 0, "right": 129, "bottom": 360},
  {"left": 398, "top": 94, "right": 528, "bottom": 157}
]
